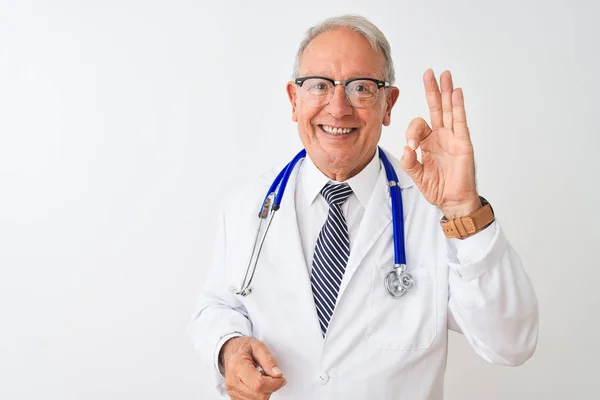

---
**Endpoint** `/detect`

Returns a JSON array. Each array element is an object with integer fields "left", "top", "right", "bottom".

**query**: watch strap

[{"left": 440, "top": 197, "right": 495, "bottom": 239}]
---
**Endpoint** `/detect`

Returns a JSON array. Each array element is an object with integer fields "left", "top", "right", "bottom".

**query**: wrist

[
  {"left": 440, "top": 196, "right": 495, "bottom": 240},
  {"left": 440, "top": 195, "right": 481, "bottom": 219},
  {"left": 219, "top": 336, "right": 244, "bottom": 374}
]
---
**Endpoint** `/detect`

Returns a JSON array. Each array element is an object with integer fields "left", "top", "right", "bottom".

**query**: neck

[{"left": 316, "top": 150, "right": 376, "bottom": 182}]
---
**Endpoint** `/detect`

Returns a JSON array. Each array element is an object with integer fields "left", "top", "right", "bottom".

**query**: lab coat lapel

[
  {"left": 335, "top": 166, "right": 392, "bottom": 304},
  {"left": 267, "top": 163, "right": 324, "bottom": 352},
  {"left": 334, "top": 150, "right": 415, "bottom": 306}
]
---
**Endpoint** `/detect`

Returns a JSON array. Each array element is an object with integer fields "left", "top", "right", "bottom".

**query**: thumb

[
  {"left": 400, "top": 145, "right": 423, "bottom": 185},
  {"left": 251, "top": 340, "right": 283, "bottom": 378}
]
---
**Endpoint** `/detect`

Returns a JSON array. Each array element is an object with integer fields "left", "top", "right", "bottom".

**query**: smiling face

[{"left": 286, "top": 28, "right": 399, "bottom": 181}]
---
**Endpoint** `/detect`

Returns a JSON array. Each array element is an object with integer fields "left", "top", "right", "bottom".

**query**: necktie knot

[{"left": 321, "top": 183, "right": 353, "bottom": 206}]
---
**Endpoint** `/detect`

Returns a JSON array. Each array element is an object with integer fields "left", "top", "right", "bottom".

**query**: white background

[{"left": 1, "top": 0, "right": 598, "bottom": 399}]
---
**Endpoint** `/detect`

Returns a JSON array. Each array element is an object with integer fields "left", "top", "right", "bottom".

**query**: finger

[
  {"left": 227, "top": 385, "right": 257, "bottom": 400},
  {"left": 400, "top": 146, "right": 424, "bottom": 185},
  {"left": 423, "top": 69, "right": 443, "bottom": 130},
  {"left": 228, "top": 366, "right": 284, "bottom": 399},
  {"left": 226, "top": 372, "right": 261, "bottom": 400},
  {"left": 440, "top": 70, "right": 454, "bottom": 130},
  {"left": 241, "top": 371, "right": 286, "bottom": 395},
  {"left": 252, "top": 375, "right": 286, "bottom": 394},
  {"left": 233, "top": 371, "right": 287, "bottom": 395},
  {"left": 251, "top": 341, "right": 283, "bottom": 378},
  {"left": 236, "top": 360, "right": 267, "bottom": 389},
  {"left": 237, "top": 362, "right": 286, "bottom": 395},
  {"left": 239, "top": 377, "right": 286, "bottom": 397},
  {"left": 405, "top": 117, "right": 433, "bottom": 150},
  {"left": 452, "top": 88, "right": 470, "bottom": 139}
]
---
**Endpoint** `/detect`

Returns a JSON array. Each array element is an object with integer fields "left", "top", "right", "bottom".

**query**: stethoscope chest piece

[{"left": 385, "top": 265, "right": 415, "bottom": 298}]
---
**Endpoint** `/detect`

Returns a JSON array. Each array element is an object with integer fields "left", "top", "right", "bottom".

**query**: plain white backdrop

[{"left": 1, "top": 0, "right": 598, "bottom": 399}]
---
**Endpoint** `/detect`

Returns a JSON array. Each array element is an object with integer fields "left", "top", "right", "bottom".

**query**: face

[{"left": 286, "top": 28, "right": 399, "bottom": 181}]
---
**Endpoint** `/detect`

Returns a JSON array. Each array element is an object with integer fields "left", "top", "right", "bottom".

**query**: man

[{"left": 190, "top": 15, "right": 538, "bottom": 400}]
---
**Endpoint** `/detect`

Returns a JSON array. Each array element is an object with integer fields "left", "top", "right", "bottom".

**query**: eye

[
  {"left": 305, "top": 79, "right": 332, "bottom": 95},
  {"left": 349, "top": 80, "right": 377, "bottom": 97}
]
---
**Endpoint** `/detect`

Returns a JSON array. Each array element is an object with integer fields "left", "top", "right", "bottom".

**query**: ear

[
  {"left": 286, "top": 81, "right": 298, "bottom": 122},
  {"left": 382, "top": 86, "right": 400, "bottom": 126}
]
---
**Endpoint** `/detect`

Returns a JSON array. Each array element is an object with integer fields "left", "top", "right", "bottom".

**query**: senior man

[{"left": 190, "top": 15, "right": 538, "bottom": 400}]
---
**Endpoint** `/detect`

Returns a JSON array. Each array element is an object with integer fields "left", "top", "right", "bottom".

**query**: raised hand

[
  {"left": 400, "top": 69, "right": 482, "bottom": 218},
  {"left": 220, "top": 336, "right": 287, "bottom": 400}
]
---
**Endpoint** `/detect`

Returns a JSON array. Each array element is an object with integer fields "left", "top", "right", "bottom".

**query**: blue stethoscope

[{"left": 231, "top": 146, "right": 414, "bottom": 299}]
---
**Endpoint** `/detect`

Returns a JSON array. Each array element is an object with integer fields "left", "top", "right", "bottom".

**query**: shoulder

[{"left": 220, "top": 164, "right": 282, "bottom": 219}]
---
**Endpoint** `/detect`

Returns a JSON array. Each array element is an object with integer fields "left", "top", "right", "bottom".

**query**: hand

[
  {"left": 400, "top": 69, "right": 482, "bottom": 218},
  {"left": 219, "top": 336, "right": 287, "bottom": 400}
]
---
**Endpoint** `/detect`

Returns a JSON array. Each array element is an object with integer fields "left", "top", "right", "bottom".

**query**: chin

[{"left": 321, "top": 148, "right": 357, "bottom": 168}]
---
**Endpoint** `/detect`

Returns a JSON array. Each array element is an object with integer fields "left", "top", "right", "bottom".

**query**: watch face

[{"left": 479, "top": 196, "right": 494, "bottom": 215}]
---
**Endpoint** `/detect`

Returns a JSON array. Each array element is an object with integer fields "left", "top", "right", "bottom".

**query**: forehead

[{"left": 299, "top": 28, "right": 386, "bottom": 80}]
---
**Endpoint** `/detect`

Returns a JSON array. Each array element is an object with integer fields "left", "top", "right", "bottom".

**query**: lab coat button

[{"left": 317, "top": 372, "right": 329, "bottom": 384}]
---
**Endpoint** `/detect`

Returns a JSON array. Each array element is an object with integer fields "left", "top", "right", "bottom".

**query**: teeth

[{"left": 322, "top": 125, "right": 353, "bottom": 135}]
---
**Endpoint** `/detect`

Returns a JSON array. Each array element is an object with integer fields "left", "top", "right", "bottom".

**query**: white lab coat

[{"left": 190, "top": 150, "right": 538, "bottom": 400}]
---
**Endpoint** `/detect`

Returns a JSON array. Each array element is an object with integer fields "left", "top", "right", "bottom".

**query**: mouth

[{"left": 318, "top": 124, "right": 358, "bottom": 136}]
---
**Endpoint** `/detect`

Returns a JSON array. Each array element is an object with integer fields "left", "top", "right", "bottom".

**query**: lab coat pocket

[{"left": 366, "top": 265, "right": 437, "bottom": 350}]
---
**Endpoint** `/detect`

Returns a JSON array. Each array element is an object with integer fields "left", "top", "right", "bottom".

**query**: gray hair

[{"left": 292, "top": 15, "right": 395, "bottom": 84}]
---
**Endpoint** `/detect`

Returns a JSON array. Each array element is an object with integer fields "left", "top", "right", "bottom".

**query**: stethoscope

[{"left": 231, "top": 146, "right": 415, "bottom": 299}]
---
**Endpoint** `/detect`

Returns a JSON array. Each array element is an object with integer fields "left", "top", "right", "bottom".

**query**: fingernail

[
  {"left": 408, "top": 139, "right": 417, "bottom": 150},
  {"left": 272, "top": 367, "right": 283, "bottom": 375}
]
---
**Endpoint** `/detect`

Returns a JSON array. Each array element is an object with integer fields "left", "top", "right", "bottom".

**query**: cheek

[
  {"left": 357, "top": 109, "right": 384, "bottom": 131},
  {"left": 297, "top": 107, "right": 321, "bottom": 130}
]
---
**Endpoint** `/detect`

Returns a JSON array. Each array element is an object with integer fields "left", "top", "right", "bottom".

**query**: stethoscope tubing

[
  {"left": 234, "top": 147, "right": 409, "bottom": 298},
  {"left": 378, "top": 149, "right": 407, "bottom": 266}
]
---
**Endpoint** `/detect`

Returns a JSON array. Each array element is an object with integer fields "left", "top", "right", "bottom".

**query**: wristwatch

[{"left": 440, "top": 196, "right": 495, "bottom": 239}]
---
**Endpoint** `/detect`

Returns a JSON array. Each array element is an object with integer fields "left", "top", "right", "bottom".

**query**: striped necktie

[{"left": 311, "top": 183, "right": 354, "bottom": 337}]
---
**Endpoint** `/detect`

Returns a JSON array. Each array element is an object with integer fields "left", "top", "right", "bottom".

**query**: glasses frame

[{"left": 294, "top": 76, "right": 390, "bottom": 108}]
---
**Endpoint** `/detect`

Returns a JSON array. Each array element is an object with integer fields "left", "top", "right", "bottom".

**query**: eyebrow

[{"left": 301, "top": 72, "right": 385, "bottom": 80}]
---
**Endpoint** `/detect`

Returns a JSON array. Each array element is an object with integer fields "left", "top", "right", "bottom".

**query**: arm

[
  {"left": 447, "top": 221, "right": 539, "bottom": 365},
  {"left": 189, "top": 208, "right": 253, "bottom": 392},
  {"left": 189, "top": 207, "right": 286, "bottom": 398},
  {"left": 400, "top": 69, "right": 538, "bottom": 365}
]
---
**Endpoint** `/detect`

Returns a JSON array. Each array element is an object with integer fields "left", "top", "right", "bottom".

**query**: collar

[{"left": 301, "top": 148, "right": 382, "bottom": 208}]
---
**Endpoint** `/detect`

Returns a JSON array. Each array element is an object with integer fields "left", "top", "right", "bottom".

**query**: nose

[{"left": 325, "top": 84, "right": 353, "bottom": 118}]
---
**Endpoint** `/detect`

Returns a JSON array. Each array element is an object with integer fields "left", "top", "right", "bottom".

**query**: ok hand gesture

[{"left": 400, "top": 69, "right": 482, "bottom": 218}]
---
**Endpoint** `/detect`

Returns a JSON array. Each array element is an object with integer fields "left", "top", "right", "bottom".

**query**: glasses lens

[
  {"left": 346, "top": 80, "right": 379, "bottom": 108},
  {"left": 300, "top": 78, "right": 333, "bottom": 107}
]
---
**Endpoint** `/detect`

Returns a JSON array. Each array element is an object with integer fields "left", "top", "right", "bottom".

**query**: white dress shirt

[{"left": 295, "top": 149, "right": 380, "bottom": 274}]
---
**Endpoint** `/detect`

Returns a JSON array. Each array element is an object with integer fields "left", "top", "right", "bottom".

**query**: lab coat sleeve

[
  {"left": 189, "top": 207, "right": 252, "bottom": 394},
  {"left": 447, "top": 220, "right": 539, "bottom": 366}
]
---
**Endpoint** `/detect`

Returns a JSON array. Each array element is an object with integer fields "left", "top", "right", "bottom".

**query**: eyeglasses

[{"left": 294, "top": 76, "right": 390, "bottom": 108}]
